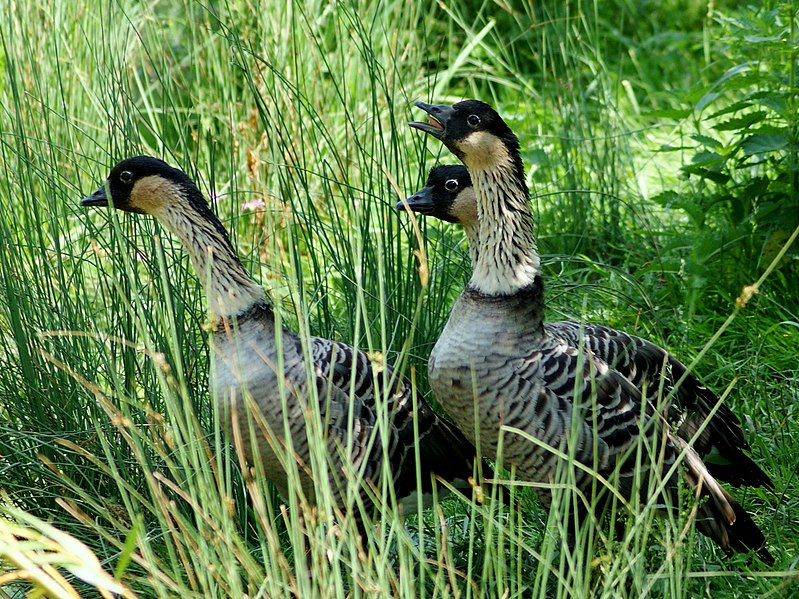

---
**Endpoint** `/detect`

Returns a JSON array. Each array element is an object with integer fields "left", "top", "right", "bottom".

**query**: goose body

[
  {"left": 409, "top": 102, "right": 772, "bottom": 560},
  {"left": 398, "top": 165, "right": 771, "bottom": 488},
  {"left": 82, "top": 156, "right": 482, "bottom": 514}
]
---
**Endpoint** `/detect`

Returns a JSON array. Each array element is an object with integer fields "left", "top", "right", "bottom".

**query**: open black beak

[
  {"left": 81, "top": 184, "right": 108, "bottom": 208},
  {"left": 395, "top": 186, "right": 435, "bottom": 215},
  {"left": 409, "top": 101, "right": 455, "bottom": 139}
]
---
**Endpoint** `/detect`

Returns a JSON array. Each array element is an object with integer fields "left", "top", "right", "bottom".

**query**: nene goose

[
  {"left": 409, "top": 102, "right": 772, "bottom": 560},
  {"left": 81, "top": 155, "right": 484, "bottom": 520},
  {"left": 397, "top": 165, "right": 772, "bottom": 489}
]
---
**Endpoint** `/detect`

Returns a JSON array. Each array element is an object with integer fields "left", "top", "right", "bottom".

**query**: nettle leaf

[
  {"left": 744, "top": 30, "right": 788, "bottom": 44},
  {"left": 650, "top": 190, "right": 681, "bottom": 207},
  {"left": 755, "top": 200, "right": 792, "bottom": 226},
  {"left": 741, "top": 132, "right": 789, "bottom": 155},
  {"left": 754, "top": 94, "right": 788, "bottom": 115},
  {"left": 713, "top": 111, "right": 766, "bottom": 131},
  {"left": 691, "top": 150, "right": 725, "bottom": 167},
  {"left": 740, "top": 176, "right": 771, "bottom": 201},
  {"left": 691, "top": 134, "right": 724, "bottom": 150},
  {"left": 708, "top": 100, "right": 753, "bottom": 120},
  {"left": 717, "top": 71, "right": 764, "bottom": 93},
  {"left": 651, "top": 191, "right": 706, "bottom": 226},
  {"left": 744, "top": 124, "right": 790, "bottom": 135},
  {"left": 672, "top": 200, "right": 708, "bottom": 226},
  {"left": 644, "top": 107, "right": 693, "bottom": 119},
  {"left": 681, "top": 164, "right": 731, "bottom": 184}
]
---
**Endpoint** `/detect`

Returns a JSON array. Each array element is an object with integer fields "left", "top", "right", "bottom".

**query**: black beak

[
  {"left": 409, "top": 102, "right": 455, "bottom": 139},
  {"left": 81, "top": 184, "right": 108, "bottom": 208},
  {"left": 395, "top": 186, "right": 435, "bottom": 214}
]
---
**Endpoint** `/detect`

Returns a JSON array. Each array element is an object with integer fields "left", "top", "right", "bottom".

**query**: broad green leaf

[
  {"left": 691, "top": 134, "right": 723, "bottom": 150},
  {"left": 713, "top": 111, "right": 766, "bottom": 131},
  {"left": 643, "top": 107, "right": 692, "bottom": 119},
  {"left": 741, "top": 133, "right": 789, "bottom": 155}
]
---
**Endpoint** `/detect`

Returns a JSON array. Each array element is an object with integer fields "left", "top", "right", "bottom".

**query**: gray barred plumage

[
  {"left": 410, "top": 101, "right": 772, "bottom": 561},
  {"left": 82, "top": 155, "right": 484, "bottom": 521},
  {"left": 399, "top": 164, "right": 772, "bottom": 489}
]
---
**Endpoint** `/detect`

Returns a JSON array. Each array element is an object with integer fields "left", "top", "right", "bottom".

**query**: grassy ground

[{"left": 0, "top": 0, "right": 797, "bottom": 596}]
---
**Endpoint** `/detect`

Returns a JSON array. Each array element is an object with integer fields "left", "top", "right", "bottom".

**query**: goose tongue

[{"left": 409, "top": 101, "right": 454, "bottom": 139}]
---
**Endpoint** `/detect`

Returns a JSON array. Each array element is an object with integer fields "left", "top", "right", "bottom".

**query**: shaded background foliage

[{"left": 0, "top": 0, "right": 796, "bottom": 596}]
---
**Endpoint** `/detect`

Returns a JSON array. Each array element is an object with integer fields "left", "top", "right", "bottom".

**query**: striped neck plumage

[
  {"left": 468, "top": 159, "right": 540, "bottom": 296},
  {"left": 155, "top": 197, "right": 266, "bottom": 320},
  {"left": 462, "top": 224, "right": 480, "bottom": 270}
]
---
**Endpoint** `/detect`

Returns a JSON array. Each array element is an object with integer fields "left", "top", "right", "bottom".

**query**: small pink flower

[{"left": 241, "top": 198, "right": 266, "bottom": 211}]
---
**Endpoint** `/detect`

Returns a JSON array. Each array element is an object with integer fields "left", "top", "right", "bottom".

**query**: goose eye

[
  {"left": 119, "top": 171, "right": 134, "bottom": 184},
  {"left": 444, "top": 179, "right": 459, "bottom": 192},
  {"left": 467, "top": 114, "right": 481, "bottom": 127}
]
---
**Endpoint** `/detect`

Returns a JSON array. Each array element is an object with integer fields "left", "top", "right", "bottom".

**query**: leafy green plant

[
  {"left": 0, "top": 0, "right": 795, "bottom": 597},
  {"left": 653, "top": 3, "right": 799, "bottom": 315}
]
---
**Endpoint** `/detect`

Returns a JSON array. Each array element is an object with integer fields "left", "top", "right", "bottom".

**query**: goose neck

[
  {"left": 468, "top": 164, "right": 540, "bottom": 296},
  {"left": 463, "top": 225, "right": 480, "bottom": 269},
  {"left": 156, "top": 202, "right": 267, "bottom": 319}
]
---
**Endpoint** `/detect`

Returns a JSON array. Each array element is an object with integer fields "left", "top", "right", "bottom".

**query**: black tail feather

[
  {"left": 726, "top": 500, "right": 774, "bottom": 564},
  {"left": 695, "top": 478, "right": 773, "bottom": 565}
]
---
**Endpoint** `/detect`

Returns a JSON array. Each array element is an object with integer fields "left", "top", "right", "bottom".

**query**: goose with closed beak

[{"left": 82, "top": 155, "right": 486, "bottom": 523}]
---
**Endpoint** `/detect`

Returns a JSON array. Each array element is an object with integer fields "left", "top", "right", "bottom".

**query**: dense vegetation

[{"left": 0, "top": 0, "right": 796, "bottom": 596}]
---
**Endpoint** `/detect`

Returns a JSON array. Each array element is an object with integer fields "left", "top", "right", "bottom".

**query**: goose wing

[
  {"left": 546, "top": 322, "right": 771, "bottom": 488},
  {"left": 308, "top": 336, "right": 481, "bottom": 505},
  {"left": 510, "top": 338, "right": 673, "bottom": 497},
  {"left": 518, "top": 339, "right": 772, "bottom": 560}
]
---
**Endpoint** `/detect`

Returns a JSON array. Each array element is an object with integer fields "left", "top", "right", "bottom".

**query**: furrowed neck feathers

[
  {"left": 151, "top": 179, "right": 266, "bottom": 319},
  {"left": 465, "top": 142, "right": 540, "bottom": 296},
  {"left": 462, "top": 223, "right": 480, "bottom": 269}
]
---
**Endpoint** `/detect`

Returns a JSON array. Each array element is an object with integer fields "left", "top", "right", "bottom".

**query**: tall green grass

[{"left": 0, "top": 0, "right": 796, "bottom": 597}]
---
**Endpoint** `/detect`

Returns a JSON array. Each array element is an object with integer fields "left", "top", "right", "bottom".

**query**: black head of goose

[
  {"left": 410, "top": 103, "right": 773, "bottom": 562},
  {"left": 82, "top": 155, "right": 486, "bottom": 518},
  {"left": 398, "top": 164, "right": 772, "bottom": 491},
  {"left": 396, "top": 164, "right": 479, "bottom": 266},
  {"left": 397, "top": 165, "right": 477, "bottom": 226}
]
